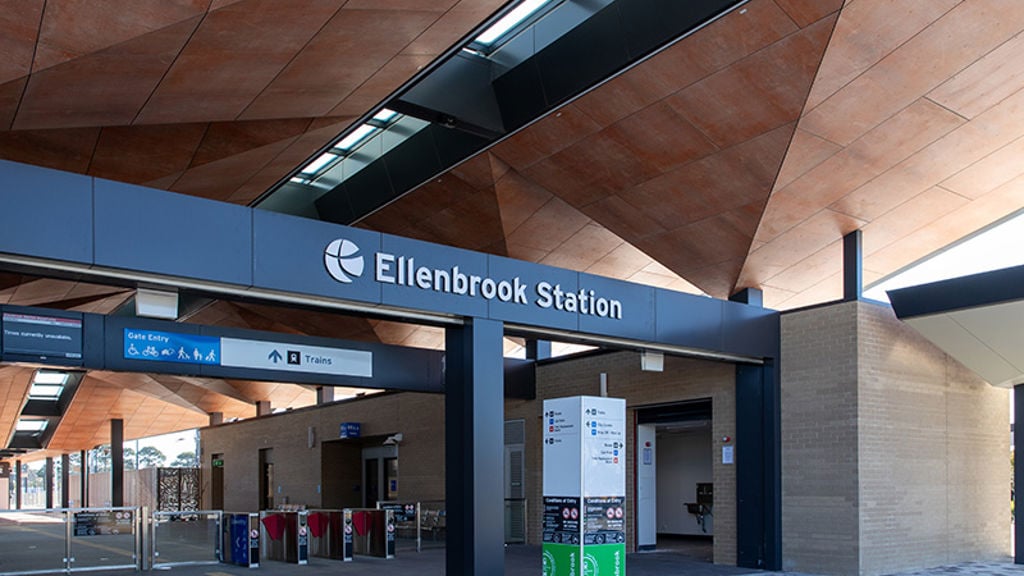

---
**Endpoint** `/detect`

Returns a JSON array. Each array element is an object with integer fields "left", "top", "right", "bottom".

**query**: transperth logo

[{"left": 324, "top": 239, "right": 364, "bottom": 283}]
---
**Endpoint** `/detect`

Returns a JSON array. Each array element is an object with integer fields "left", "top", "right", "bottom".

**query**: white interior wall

[{"left": 656, "top": 427, "right": 712, "bottom": 535}]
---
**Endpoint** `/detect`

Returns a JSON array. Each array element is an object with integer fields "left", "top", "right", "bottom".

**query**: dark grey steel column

[
  {"left": 15, "top": 460, "right": 22, "bottom": 510},
  {"left": 1016, "top": 384, "right": 1024, "bottom": 564},
  {"left": 61, "top": 453, "right": 70, "bottom": 508},
  {"left": 730, "top": 287, "right": 763, "bottom": 307},
  {"left": 80, "top": 450, "right": 88, "bottom": 507},
  {"left": 316, "top": 386, "right": 334, "bottom": 404},
  {"left": 736, "top": 359, "right": 782, "bottom": 570},
  {"left": 525, "top": 339, "right": 551, "bottom": 360},
  {"left": 445, "top": 318, "right": 504, "bottom": 576},
  {"left": 111, "top": 419, "right": 124, "bottom": 507},
  {"left": 843, "top": 230, "right": 863, "bottom": 301},
  {"left": 44, "top": 457, "right": 54, "bottom": 509}
]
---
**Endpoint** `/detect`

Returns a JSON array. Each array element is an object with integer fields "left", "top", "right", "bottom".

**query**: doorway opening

[
  {"left": 636, "top": 399, "right": 714, "bottom": 561},
  {"left": 210, "top": 453, "right": 224, "bottom": 510},
  {"left": 362, "top": 444, "right": 398, "bottom": 508},
  {"left": 259, "top": 448, "right": 274, "bottom": 510}
]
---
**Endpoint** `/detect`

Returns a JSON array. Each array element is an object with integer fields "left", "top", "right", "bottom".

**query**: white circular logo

[{"left": 324, "top": 239, "right": 365, "bottom": 284}]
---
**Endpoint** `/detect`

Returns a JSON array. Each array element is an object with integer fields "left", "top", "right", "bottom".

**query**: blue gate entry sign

[{"left": 123, "top": 328, "right": 220, "bottom": 365}]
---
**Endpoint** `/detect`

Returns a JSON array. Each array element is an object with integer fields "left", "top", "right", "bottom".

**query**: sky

[{"left": 864, "top": 209, "right": 1024, "bottom": 303}]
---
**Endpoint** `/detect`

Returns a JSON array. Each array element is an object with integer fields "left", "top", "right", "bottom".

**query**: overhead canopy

[{"left": 889, "top": 265, "right": 1024, "bottom": 388}]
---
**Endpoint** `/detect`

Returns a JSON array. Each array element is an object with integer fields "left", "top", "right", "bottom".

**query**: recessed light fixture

[
  {"left": 16, "top": 419, "right": 47, "bottom": 432},
  {"left": 474, "top": 0, "right": 552, "bottom": 46},
  {"left": 300, "top": 152, "right": 338, "bottom": 175}
]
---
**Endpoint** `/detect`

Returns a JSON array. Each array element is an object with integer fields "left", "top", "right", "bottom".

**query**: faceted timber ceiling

[{"left": 2, "top": 0, "right": 1024, "bottom": 457}]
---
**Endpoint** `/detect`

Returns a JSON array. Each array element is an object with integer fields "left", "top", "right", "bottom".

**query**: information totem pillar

[{"left": 543, "top": 396, "right": 626, "bottom": 576}]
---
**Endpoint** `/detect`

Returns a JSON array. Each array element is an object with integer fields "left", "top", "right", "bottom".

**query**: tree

[
  {"left": 137, "top": 446, "right": 166, "bottom": 469},
  {"left": 123, "top": 447, "right": 137, "bottom": 470},
  {"left": 170, "top": 451, "right": 197, "bottom": 468}
]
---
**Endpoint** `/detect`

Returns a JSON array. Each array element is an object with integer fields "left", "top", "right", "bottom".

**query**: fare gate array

[{"left": 0, "top": 507, "right": 401, "bottom": 574}]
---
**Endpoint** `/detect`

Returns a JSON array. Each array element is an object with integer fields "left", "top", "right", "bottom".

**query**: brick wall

[
  {"left": 781, "top": 300, "right": 861, "bottom": 574},
  {"left": 858, "top": 302, "right": 1009, "bottom": 574},
  {"left": 781, "top": 301, "right": 1009, "bottom": 575},
  {"left": 201, "top": 392, "right": 445, "bottom": 511}
]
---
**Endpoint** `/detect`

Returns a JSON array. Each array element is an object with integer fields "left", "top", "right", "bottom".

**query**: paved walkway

[{"left": 144, "top": 547, "right": 1024, "bottom": 576}]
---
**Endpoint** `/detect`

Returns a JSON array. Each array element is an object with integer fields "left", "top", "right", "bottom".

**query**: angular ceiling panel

[
  {"left": 32, "top": 0, "right": 207, "bottom": 71},
  {"left": 135, "top": 0, "right": 346, "bottom": 124},
  {"left": 0, "top": 0, "right": 42, "bottom": 85},
  {"left": 15, "top": 16, "right": 203, "bottom": 130}
]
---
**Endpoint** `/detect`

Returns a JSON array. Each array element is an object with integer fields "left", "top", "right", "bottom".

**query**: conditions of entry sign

[{"left": 543, "top": 396, "right": 626, "bottom": 576}]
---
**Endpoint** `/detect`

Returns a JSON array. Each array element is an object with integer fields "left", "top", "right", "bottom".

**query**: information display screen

[{"left": 2, "top": 311, "right": 83, "bottom": 363}]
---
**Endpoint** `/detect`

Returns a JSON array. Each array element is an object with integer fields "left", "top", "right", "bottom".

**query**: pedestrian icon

[
  {"left": 205, "top": 350, "right": 217, "bottom": 362},
  {"left": 178, "top": 347, "right": 189, "bottom": 360}
]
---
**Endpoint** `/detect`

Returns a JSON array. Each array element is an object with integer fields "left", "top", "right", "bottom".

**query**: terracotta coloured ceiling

[{"left": 2, "top": 0, "right": 1024, "bottom": 459}]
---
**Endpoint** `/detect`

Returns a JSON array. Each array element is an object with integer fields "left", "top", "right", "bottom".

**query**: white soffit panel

[
  {"left": 947, "top": 299, "right": 1024, "bottom": 381},
  {"left": 905, "top": 313, "right": 1019, "bottom": 387}
]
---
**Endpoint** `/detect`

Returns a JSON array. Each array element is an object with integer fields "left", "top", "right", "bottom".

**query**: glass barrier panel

[
  {"left": 0, "top": 509, "right": 68, "bottom": 574},
  {"left": 153, "top": 512, "right": 221, "bottom": 566},
  {"left": 68, "top": 508, "right": 137, "bottom": 572}
]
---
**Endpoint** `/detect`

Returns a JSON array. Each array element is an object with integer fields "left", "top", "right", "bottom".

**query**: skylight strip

[
  {"left": 336, "top": 124, "right": 379, "bottom": 151},
  {"left": 33, "top": 371, "right": 68, "bottom": 385},
  {"left": 29, "top": 384, "right": 63, "bottom": 399},
  {"left": 474, "top": 0, "right": 550, "bottom": 46},
  {"left": 372, "top": 108, "right": 398, "bottom": 123},
  {"left": 300, "top": 153, "right": 338, "bottom": 175},
  {"left": 16, "top": 419, "right": 47, "bottom": 432}
]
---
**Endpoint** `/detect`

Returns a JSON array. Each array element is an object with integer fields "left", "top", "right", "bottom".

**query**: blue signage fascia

[
  {"left": 577, "top": 273, "right": 655, "bottom": 342},
  {"left": 379, "top": 234, "right": 490, "bottom": 318},
  {"left": 487, "top": 255, "right": 579, "bottom": 332},
  {"left": 252, "top": 209, "right": 383, "bottom": 305},
  {"left": 94, "top": 178, "right": 253, "bottom": 287}
]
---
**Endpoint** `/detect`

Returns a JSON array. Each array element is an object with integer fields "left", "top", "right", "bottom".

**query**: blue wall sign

[
  {"left": 123, "top": 328, "right": 220, "bottom": 365},
  {"left": 340, "top": 422, "right": 361, "bottom": 439}
]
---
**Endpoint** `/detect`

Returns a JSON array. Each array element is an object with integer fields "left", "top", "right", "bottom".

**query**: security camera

[{"left": 383, "top": 433, "right": 404, "bottom": 445}]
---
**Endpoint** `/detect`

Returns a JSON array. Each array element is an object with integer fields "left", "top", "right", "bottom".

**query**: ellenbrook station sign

[{"left": 323, "top": 237, "right": 626, "bottom": 320}]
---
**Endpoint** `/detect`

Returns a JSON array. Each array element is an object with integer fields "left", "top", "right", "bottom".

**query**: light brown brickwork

[
  {"left": 782, "top": 300, "right": 861, "bottom": 574},
  {"left": 201, "top": 392, "right": 446, "bottom": 511},
  {"left": 519, "top": 351, "right": 738, "bottom": 565},
  {"left": 782, "top": 301, "right": 1009, "bottom": 576}
]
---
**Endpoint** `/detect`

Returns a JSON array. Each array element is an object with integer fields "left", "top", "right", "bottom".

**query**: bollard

[
  {"left": 247, "top": 513, "right": 261, "bottom": 568},
  {"left": 385, "top": 509, "right": 396, "bottom": 559},
  {"left": 342, "top": 509, "right": 354, "bottom": 562},
  {"left": 297, "top": 511, "right": 309, "bottom": 565}
]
